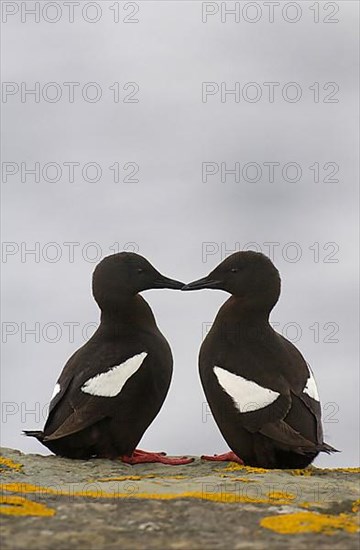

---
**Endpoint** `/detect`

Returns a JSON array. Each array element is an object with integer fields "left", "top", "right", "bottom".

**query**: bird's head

[
  {"left": 92, "top": 252, "right": 184, "bottom": 309},
  {"left": 182, "top": 251, "right": 281, "bottom": 311}
]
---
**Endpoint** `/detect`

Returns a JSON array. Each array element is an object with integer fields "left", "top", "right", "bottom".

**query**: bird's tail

[
  {"left": 23, "top": 430, "right": 44, "bottom": 441},
  {"left": 318, "top": 441, "right": 340, "bottom": 454},
  {"left": 299, "top": 442, "right": 339, "bottom": 456}
]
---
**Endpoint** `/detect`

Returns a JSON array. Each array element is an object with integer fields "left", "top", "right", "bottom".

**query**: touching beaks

[
  {"left": 182, "top": 275, "right": 221, "bottom": 291},
  {"left": 152, "top": 274, "right": 185, "bottom": 290}
]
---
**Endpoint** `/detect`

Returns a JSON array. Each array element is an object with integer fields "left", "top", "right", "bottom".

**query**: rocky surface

[{"left": 0, "top": 447, "right": 359, "bottom": 549}]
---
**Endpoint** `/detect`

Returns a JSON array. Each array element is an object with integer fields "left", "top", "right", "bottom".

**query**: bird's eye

[
  {"left": 137, "top": 268, "right": 144, "bottom": 274},
  {"left": 231, "top": 268, "right": 239, "bottom": 273}
]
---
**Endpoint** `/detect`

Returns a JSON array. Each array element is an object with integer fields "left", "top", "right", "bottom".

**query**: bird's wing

[
  {"left": 293, "top": 362, "right": 323, "bottom": 443},
  {"left": 276, "top": 334, "right": 325, "bottom": 443},
  {"left": 212, "top": 333, "right": 327, "bottom": 452},
  {"left": 206, "top": 326, "right": 335, "bottom": 454},
  {"left": 212, "top": 364, "right": 292, "bottom": 433},
  {"left": 212, "top": 365, "right": 326, "bottom": 453},
  {"left": 43, "top": 399, "right": 106, "bottom": 441},
  {"left": 46, "top": 347, "right": 82, "bottom": 416},
  {"left": 43, "top": 346, "right": 148, "bottom": 441},
  {"left": 258, "top": 420, "right": 323, "bottom": 454}
]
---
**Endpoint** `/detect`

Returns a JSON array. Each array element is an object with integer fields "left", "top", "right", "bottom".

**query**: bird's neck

[
  {"left": 221, "top": 295, "right": 271, "bottom": 321},
  {"left": 99, "top": 295, "right": 157, "bottom": 334},
  {"left": 212, "top": 296, "right": 273, "bottom": 343}
]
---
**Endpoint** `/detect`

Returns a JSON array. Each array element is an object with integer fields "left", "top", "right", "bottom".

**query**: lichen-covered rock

[{"left": 1, "top": 448, "right": 359, "bottom": 549}]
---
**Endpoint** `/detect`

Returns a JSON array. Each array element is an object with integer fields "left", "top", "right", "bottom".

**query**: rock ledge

[{"left": 1, "top": 448, "right": 359, "bottom": 549}]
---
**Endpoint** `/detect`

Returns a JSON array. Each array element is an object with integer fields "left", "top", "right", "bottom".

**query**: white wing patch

[
  {"left": 303, "top": 364, "right": 320, "bottom": 401},
  {"left": 81, "top": 352, "right": 147, "bottom": 397},
  {"left": 214, "top": 366, "right": 280, "bottom": 412},
  {"left": 50, "top": 383, "right": 60, "bottom": 400}
]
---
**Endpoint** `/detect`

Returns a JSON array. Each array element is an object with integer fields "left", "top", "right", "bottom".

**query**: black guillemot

[
  {"left": 182, "top": 251, "right": 338, "bottom": 469},
  {"left": 25, "top": 252, "right": 193, "bottom": 465}
]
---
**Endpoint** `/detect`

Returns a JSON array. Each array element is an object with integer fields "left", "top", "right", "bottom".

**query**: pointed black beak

[
  {"left": 152, "top": 274, "right": 185, "bottom": 290},
  {"left": 182, "top": 276, "right": 221, "bottom": 291}
]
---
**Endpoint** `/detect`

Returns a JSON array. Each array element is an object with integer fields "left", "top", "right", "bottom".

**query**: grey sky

[{"left": 1, "top": 1, "right": 359, "bottom": 467}]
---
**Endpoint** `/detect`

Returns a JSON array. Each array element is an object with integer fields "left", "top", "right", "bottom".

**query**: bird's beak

[
  {"left": 182, "top": 276, "right": 221, "bottom": 291},
  {"left": 152, "top": 274, "right": 185, "bottom": 290}
]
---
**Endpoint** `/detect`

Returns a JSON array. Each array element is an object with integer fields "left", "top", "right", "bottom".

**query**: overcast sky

[{"left": 1, "top": 1, "right": 359, "bottom": 467}]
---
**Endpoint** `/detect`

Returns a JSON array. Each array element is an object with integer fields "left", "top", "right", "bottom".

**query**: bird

[
  {"left": 25, "top": 252, "right": 193, "bottom": 465},
  {"left": 182, "top": 251, "right": 338, "bottom": 469}
]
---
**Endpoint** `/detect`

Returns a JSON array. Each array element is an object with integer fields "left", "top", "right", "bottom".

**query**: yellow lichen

[
  {"left": 197, "top": 491, "right": 288, "bottom": 504},
  {"left": 216, "top": 463, "right": 244, "bottom": 472},
  {"left": 220, "top": 464, "right": 360, "bottom": 475},
  {"left": 0, "top": 456, "right": 23, "bottom": 473},
  {"left": 94, "top": 474, "right": 186, "bottom": 483},
  {"left": 260, "top": 511, "right": 359, "bottom": 535},
  {"left": 268, "top": 491, "right": 296, "bottom": 502},
  {"left": 160, "top": 475, "right": 186, "bottom": 479},
  {"left": 96, "top": 474, "right": 156, "bottom": 482},
  {"left": 290, "top": 469, "right": 313, "bottom": 476},
  {"left": 2, "top": 483, "right": 53, "bottom": 494},
  {"left": 319, "top": 467, "right": 360, "bottom": 474},
  {"left": 219, "top": 463, "right": 269, "bottom": 474},
  {"left": 352, "top": 499, "right": 360, "bottom": 513},
  {"left": 95, "top": 474, "right": 186, "bottom": 483},
  {"left": 0, "top": 495, "right": 55, "bottom": 517},
  {"left": 299, "top": 501, "right": 314, "bottom": 509},
  {"left": 0, "top": 482, "right": 293, "bottom": 505}
]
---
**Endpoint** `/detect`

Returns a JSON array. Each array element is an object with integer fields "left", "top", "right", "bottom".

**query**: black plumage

[
  {"left": 25, "top": 252, "right": 186, "bottom": 462},
  {"left": 183, "top": 251, "right": 338, "bottom": 469}
]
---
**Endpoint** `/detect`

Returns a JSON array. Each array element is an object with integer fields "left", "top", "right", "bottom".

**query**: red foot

[
  {"left": 201, "top": 451, "right": 244, "bottom": 464},
  {"left": 120, "top": 448, "right": 194, "bottom": 465}
]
